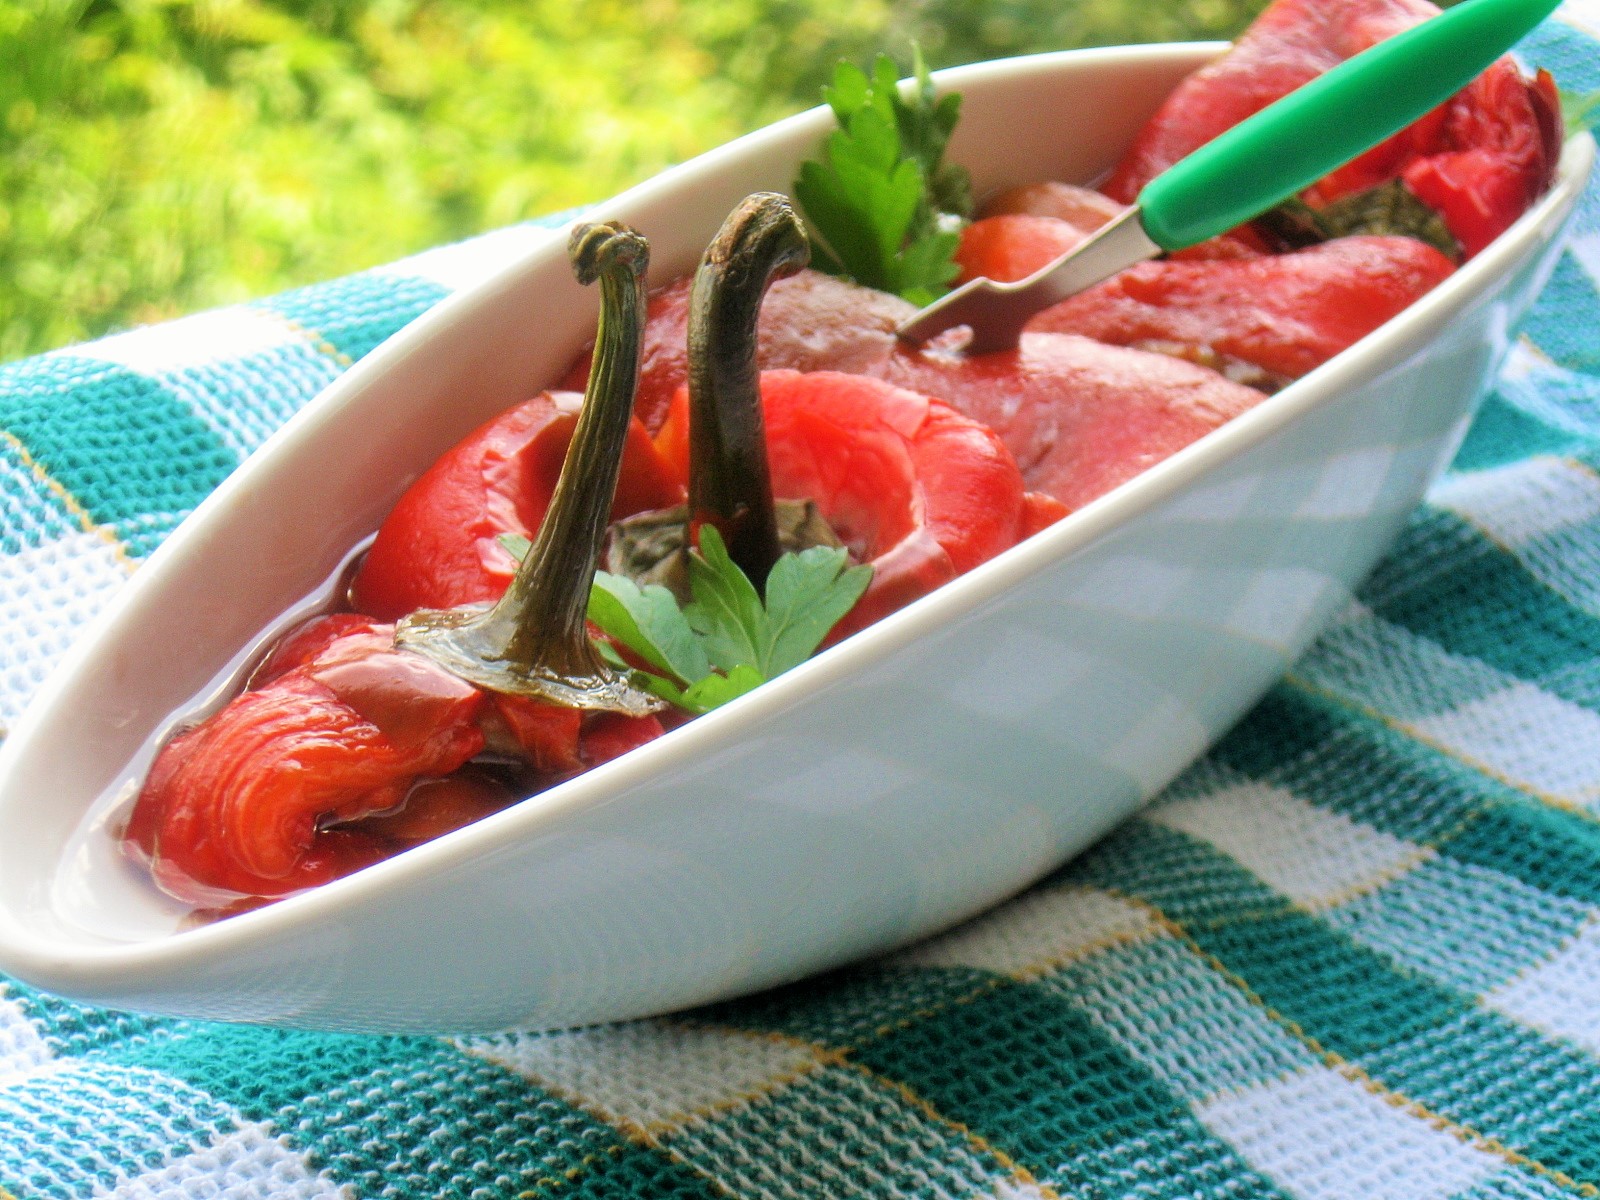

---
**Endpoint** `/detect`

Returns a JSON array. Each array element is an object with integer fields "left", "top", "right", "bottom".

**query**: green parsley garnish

[
  {"left": 585, "top": 526, "right": 872, "bottom": 714},
  {"left": 792, "top": 47, "right": 972, "bottom": 306}
]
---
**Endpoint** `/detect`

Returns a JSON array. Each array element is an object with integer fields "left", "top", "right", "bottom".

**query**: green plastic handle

[{"left": 1138, "top": 0, "right": 1560, "bottom": 250}]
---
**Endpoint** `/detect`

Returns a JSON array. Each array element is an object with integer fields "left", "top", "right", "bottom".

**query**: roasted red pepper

[
  {"left": 559, "top": 268, "right": 915, "bottom": 434},
  {"left": 1313, "top": 59, "right": 1562, "bottom": 257},
  {"left": 352, "top": 394, "right": 682, "bottom": 621},
  {"left": 657, "top": 367, "right": 1034, "bottom": 637},
  {"left": 1102, "top": 0, "right": 1561, "bottom": 258},
  {"left": 382, "top": 221, "right": 666, "bottom": 754},
  {"left": 1027, "top": 235, "right": 1457, "bottom": 385},
  {"left": 875, "top": 333, "right": 1265, "bottom": 514},
  {"left": 954, "top": 215, "right": 1094, "bottom": 287},
  {"left": 643, "top": 193, "right": 1035, "bottom": 638},
  {"left": 126, "top": 223, "right": 667, "bottom": 906},
  {"left": 954, "top": 183, "right": 1127, "bottom": 286},
  {"left": 124, "top": 615, "right": 488, "bottom": 902},
  {"left": 1105, "top": 0, "right": 1440, "bottom": 202}
]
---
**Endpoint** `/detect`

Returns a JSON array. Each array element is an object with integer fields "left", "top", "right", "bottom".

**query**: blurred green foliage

[{"left": 0, "top": 0, "right": 1263, "bottom": 361}]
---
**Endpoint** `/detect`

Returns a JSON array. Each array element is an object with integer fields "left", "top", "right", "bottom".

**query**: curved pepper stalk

[
  {"left": 652, "top": 192, "right": 1040, "bottom": 643},
  {"left": 397, "top": 222, "right": 662, "bottom": 717},
  {"left": 686, "top": 192, "right": 810, "bottom": 591}
]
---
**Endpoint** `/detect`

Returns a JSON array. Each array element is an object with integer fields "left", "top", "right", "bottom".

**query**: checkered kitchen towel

[{"left": 5, "top": 10, "right": 1600, "bottom": 1198}]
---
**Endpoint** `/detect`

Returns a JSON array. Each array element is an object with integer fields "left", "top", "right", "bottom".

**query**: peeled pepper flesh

[
  {"left": 1101, "top": 0, "right": 1561, "bottom": 258},
  {"left": 1027, "top": 236, "right": 1458, "bottom": 383}
]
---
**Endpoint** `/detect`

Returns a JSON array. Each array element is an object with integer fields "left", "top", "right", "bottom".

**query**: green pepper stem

[
  {"left": 687, "top": 192, "right": 809, "bottom": 592},
  {"left": 397, "top": 222, "right": 661, "bottom": 716}
]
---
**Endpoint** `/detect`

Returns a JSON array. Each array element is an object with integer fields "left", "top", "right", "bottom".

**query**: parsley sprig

[
  {"left": 584, "top": 526, "right": 871, "bottom": 714},
  {"left": 793, "top": 47, "right": 972, "bottom": 306}
]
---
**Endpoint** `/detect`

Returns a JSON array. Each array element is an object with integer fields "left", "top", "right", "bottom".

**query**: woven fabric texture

[{"left": 5, "top": 10, "right": 1600, "bottom": 1198}]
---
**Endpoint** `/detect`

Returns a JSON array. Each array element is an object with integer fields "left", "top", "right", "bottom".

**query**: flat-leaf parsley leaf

[
  {"left": 586, "top": 526, "right": 872, "bottom": 714},
  {"left": 792, "top": 46, "right": 972, "bottom": 305}
]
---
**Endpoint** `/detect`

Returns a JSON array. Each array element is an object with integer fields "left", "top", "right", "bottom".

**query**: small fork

[{"left": 896, "top": 0, "right": 1561, "bottom": 354}]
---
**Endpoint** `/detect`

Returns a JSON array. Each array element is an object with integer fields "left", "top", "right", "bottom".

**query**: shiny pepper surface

[
  {"left": 560, "top": 268, "right": 915, "bottom": 433},
  {"left": 1104, "top": 0, "right": 1443, "bottom": 202},
  {"left": 876, "top": 334, "right": 1265, "bottom": 513},
  {"left": 1102, "top": 0, "right": 1561, "bottom": 259},
  {"left": 656, "top": 369, "right": 1035, "bottom": 638},
  {"left": 352, "top": 391, "right": 683, "bottom": 621},
  {"left": 124, "top": 617, "right": 487, "bottom": 904},
  {"left": 1028, "top": 235, "right": 1457, "bottom": 383},
  {"left": 1316, "top": 59, "right": 1561, "bottom": 257}
]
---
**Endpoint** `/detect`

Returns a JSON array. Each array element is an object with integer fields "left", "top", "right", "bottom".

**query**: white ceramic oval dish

[{"left": 0, "top": 44, "right": 1591, "bottom": 1034}]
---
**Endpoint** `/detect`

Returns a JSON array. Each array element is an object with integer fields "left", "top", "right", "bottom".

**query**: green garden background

[{"left": 1, "top": 0, "right": 1265, "bottom": 362}]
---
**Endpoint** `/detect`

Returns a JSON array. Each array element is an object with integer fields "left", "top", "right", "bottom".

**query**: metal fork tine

[{"left": 895, "top": 207, "right": 1162, "bottom": 355}]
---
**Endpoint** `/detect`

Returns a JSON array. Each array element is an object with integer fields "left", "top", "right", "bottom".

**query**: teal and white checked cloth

[{"left": 6, "top": 10, "right": 1600, "bottom": 1197}]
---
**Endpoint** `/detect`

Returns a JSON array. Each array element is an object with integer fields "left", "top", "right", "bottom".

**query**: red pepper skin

[
  {"left": 952, "top": 210, "right": 1271, "bottom": 282},
  {"left": 956, "top": 184, "right": 1132, "bottom": 286},
  {"left": 124, "top": 617, "right": 486, "bottom": 904},
  {"left": 250, "top": 611, "right": 375, "bottom": 685},
  {"left": 1022, "top": 491, "right": 1071, "bottom": 536},
  {"left": 875, "top": 334, "right": 1265, "bottom": 513},
  {"left": 1028, "top": 235, "right": 1456, "bottom": 381},
  {"left": 488, "top": 693, "right": 585, "bottom": 775},
  {"left": 1382, "top": 66, "right": 1562, "bottom": 258},
  {"left": 353, "top": 769, "right": 516, "bottom": 847},
  {"left": 580, "top": 711, "right": 669, "bottom": 766},
  {"left": 560, "top": 269, "right": 915, "bottom": 434},
  {"left": 955, "top": 215, "right": 1093, "bottom": 286},
  {"left": 948, "top": 186, "right": 1275, "bottom": 288},
  {"left": 1103, "top": 0, "right": 1438, "bottom": 204},
  {"left": 657, "top": 369, "right": 1030, "bottom": 637},
  {"left": 1103, "top": 0, "right": 1558, "bottom": 258},
  {"left": 351, "top": 391, "right": 684, "bottom": 621},
  {"left": 978, "top": 181, "right": 1127, "bottom": 229},
  {"left": 487, "top": 693, "right": 665, "bottom": 780}
]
